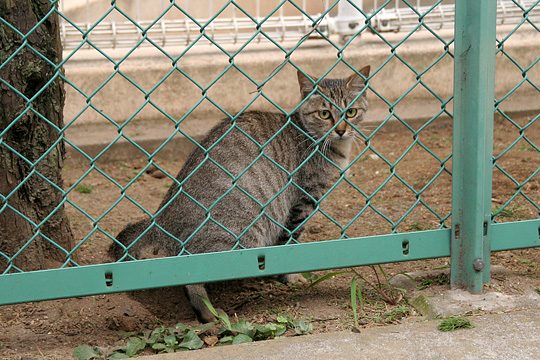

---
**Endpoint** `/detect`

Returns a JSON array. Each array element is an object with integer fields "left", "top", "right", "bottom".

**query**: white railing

[
  {"left": 58, "top": 0, "right": 539, "bottom": 49},
  {"left": 373, "top": 0, "right": 540, "bottom": 32}
]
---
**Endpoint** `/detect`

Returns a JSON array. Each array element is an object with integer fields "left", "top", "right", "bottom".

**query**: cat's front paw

[{"left": 279, "top": 273, "right": 309, "bottom": 286}]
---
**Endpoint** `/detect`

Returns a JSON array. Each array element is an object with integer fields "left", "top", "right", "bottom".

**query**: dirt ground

[{"left": 1, "top": 114, "right": 538, "bottom": 359}]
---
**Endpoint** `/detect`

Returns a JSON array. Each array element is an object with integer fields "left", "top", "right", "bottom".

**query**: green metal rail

[{"left": 0, "top": 0, "right": 538, "bottom": 305}]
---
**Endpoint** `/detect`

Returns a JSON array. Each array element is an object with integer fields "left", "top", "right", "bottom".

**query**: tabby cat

[{"left": 111, "top": 65, "right": 370, "bottom": 322}]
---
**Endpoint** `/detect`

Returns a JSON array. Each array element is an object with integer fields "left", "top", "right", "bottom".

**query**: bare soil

[{"left": 1, "top": 115, "right": 538, "bottom": 359}]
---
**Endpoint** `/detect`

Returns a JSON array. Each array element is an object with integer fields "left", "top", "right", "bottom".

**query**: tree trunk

[{"left": 0, "top": 0, "right": 75, "bottom": 272}]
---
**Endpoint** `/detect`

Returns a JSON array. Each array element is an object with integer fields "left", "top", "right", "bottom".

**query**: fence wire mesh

[
  {"left": 57, "top": 1, "right": 540, "bottom": 49},
  {"left": 0, "top": 0, "right": 538, "bottom": 300},
  {"left": 492, "top": 0, "right": 540, "bottom": 223}
]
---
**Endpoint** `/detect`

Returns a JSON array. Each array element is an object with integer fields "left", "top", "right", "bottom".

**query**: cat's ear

[
  {"left": 346, "top": 65, "right": 370, "bottom": 90},
  {"left": 297, "top": 70, "right": 317, "bottom": 98}
]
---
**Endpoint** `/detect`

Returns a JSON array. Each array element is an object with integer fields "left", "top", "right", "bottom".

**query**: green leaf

[
  {"left": 232, "top": 334, "right": 253, "bottom": 345},
  {"left": 148, "top": 327, "right": 166, "bottom": 343},
  {"left": 179, "top": 331, "right": 204, "bottom": 350},
  {"left": 201, "top": 297, "right": 231, "bottom": 330},
  {"left": 200, "top": 297, "right": 219, "bottom": 317},
  {"left": 230, "top": 320, "right": 256, "bottom": 338},
  {"left": 125, "top": 337, "right": 146, "bottom": 357},
  {"left": 274, "top": 324, "right": 287, "bottom": 337},
  {"left": 217, "top": 326, "right": 231, "bottom": 336},
  {"left": 254, "top": 323, "right": 277, "bottom": 338},
  {"left": 164, "top": 335, "right": 178, "bottom": 347},
  {"left": 291, "top": 320, "right": 313, "bottom": 335},
  {"left": 142, "top": 330, "right": 152, "bottom": 342},
  {"left": 108, "top": 352, "right": 130, "bottom": 359},
  {"left": 72, "top": 345, "right": 101, "bottom": 360},
  {"left": 307, "top": 270, "right": 350, "bottom": 288},
  {"left": 219, "top": 336, "right": 233, "bottom": 344},
  {"left": 151, "top": 343, "right": 167, "bottom": 351},
  {"left": 276, "top": 314, "right": 290, "bottom": 324},
  {"left": 301, "top": 272, "right": 318, "bottom": 281},
  {"left": 191, "top": 322, "right": 216, "bottom": 334},
  {"left": 254, "top": 323, "right": 286, "bottom": 339},
  {"left": 175, "top": 323, "right": 189, "bottom": 332},
  {"left": 216, "top": 309, "right": 232, "bottom": 330}
]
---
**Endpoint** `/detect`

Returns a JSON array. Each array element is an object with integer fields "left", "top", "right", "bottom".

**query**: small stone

[
  {"left": 151, "top": 171, "right": 166, "bottom": 179},
  {"left": 106, "top": 317, "right": 120, "bottom": 330},
  {"left": 410, "top": 295, "right": 435, "bottom": 319},
  {"left": 389, "top": 274, "right": 416, "bottom": 290},
  {"left": 308, "top": 225, "right": 322, "bottom": 234},
  {"left": 203, "top": 335, "right": 219, "bottom": 347},
  {"left": 122, "top": 306, "right": 133, "bottom": 317},
  {"left": 146, "top": 165, "right": 166, "bottom": 179}
]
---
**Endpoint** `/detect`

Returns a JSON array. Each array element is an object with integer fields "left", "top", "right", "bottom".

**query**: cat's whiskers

[
  {"left": 359, "top": 127, "right": 376, "bottom": 135},
  {"left": 295, "top": 132, "right": 310, "bottom": 141},
  {"left": 297, "top": 136, "right": 314, "bottom": 149},
  {"left": 296, "top": 127, "right": 322, "bottom": 160},
  {"left": 301, "top": 138, "right": 322, "bottom": 160},
  {"left": 323, "top": 137, "right": 332, "bottom": 157},
  {"left": 353, "top": 134, "right": 367, "bottom": 143},
  {"left": 352, "top": 135, "right": 370, "bottom": 153},
  {"left": 352, "top": 137, "right": 367, "bottom": 157}
]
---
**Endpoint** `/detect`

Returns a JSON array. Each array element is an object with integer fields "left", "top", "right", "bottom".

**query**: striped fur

[{"left": 111, "top": 66, "right": 370, "bottom": 322}]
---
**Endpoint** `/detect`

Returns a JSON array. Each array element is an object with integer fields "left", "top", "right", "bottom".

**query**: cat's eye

[
  {"left": 318, "top": 110, "right": 332, "bottom": 120},
  {"left": 345, "top": 108, "right": 358, "bottom": 118}
]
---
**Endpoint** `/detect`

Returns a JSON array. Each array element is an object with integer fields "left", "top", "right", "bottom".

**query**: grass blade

[
  {"left": 438, "top": 316, "right": 474, "bottom": 332},
  {"left": 356, "top": 280, "right": 364, "bottom": 317},
  {"left": 351, "top": 277, "right": 358, "bottom": 327},
  {"left": 307, "top": 270, "right": 350, "bottom": 288},
  {"left": 200, "top": 297, "right": 218, "bottom": 318}
]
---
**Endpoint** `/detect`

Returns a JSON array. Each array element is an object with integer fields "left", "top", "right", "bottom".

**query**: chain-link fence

[
  {"left": 0, "top": 0, "right": 538, "bottom": 304},
  {"left": 492, "top": 6, "right": 539, "bottom": 223},
  {"left": 57, "top": 1, "right": 540, "bottom": 49}
]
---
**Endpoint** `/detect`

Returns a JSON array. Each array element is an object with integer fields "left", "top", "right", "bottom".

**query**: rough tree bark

[{"left": 0, "top": 0, "right": 75, "bottom": 271}]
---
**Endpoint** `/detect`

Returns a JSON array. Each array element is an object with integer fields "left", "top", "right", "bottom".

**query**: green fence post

[{"left": 451, "top": 0, "right": 497, "bottom": 293}]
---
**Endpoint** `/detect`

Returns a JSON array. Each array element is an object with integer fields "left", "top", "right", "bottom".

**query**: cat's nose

[{"left": 335, "top": 128, "right": 346, "bottom": 137}]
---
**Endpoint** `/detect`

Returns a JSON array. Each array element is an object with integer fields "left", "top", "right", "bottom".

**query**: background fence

[
  {"left": 0, "top": 0, "right": 538, "bottom": 305},
  {"left": 58, "top": 0, "right": 540, "bottom": 48}
]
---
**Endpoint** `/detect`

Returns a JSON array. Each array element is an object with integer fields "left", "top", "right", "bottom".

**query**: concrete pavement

[{"left": 138, "top": 308, "right": 540, "bottom": 360}]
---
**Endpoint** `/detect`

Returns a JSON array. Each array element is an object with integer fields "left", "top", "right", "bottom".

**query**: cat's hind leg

[{"left": 184, "top": 284, "right": 215, "bottom": 323}]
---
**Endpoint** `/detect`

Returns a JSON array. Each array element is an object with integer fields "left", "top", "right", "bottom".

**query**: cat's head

[{"left": 296, "top": 66, "right": 370, "bottom": 142}]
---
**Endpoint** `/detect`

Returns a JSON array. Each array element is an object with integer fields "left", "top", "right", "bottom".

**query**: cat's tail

[
  {"left": 109, "top": 219, "right": 151, "bottom": 261},
  {"left": 111, "top": 220, "right": 216, "bottom": 323},
  {"left": 109, "top": 219, "right": 215, "bottom": 323}
]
